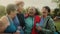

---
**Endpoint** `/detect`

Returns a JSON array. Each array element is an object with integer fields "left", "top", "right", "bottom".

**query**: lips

[
  {"left": 43, "top": 12, "right": 46, "bottom": 13},
  {"left": 29, "top": 12, "right": 33, "bottom": 14}
]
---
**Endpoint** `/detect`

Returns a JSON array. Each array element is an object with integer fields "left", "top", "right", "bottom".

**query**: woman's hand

[
  {"left": 13, "top": 32, "right": 20, "bottom": 34},
  {"left": 37, "top": 26, "right": 42, "bottom": 31}
]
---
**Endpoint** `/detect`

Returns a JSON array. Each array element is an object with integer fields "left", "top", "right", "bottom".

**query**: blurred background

[{"left": 0, "top": 0, "right": 60, "bottom": 31}]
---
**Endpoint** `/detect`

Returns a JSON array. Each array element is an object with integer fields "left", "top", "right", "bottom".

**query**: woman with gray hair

[{"left": 0, "top": 4, "right": 20, "bottom": 34}]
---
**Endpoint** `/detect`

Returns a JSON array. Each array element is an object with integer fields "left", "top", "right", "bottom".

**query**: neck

[
  {"left": 29, "top": 15, "right": 35, "bottom": 17},
  {"left": 17, "top": 12, "right": 21, "bottom": 14},
  {"left": 8, "top": 14, "right": 13, "bottom": 19},
  {"left": 43, "top": 15, "right": 47, "bottom": 18}
]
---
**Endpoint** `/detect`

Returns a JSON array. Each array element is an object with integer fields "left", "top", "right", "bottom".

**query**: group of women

[{"left": 0, "top": 1, "right": 57, "bottom": 34}]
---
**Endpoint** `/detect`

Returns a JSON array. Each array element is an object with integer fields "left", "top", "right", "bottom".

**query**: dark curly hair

[
  {"left": 43, "top": 6, "right": 51, "bottom": 15},
  {"left": 35, "top": 8, "right": 40, "bottom": 15},
  {"left": 27, "top": 7, "right": 40, "bottom": 15}
]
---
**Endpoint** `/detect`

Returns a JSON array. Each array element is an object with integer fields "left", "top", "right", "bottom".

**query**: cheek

[
  {"left": 33, "top": 11, "right": 36, "bottom": 14},
  {"left": 42, "top": 12, "right": 45, "bottom": 15},
  {"left": 13, "top": 13, "right": 16, "bottom": 17},
  {"left": 19, "top": 5, "right": 23, "bottom": 8},
  {"left": 28, "top": 10, "right": 31, "bottom": 14},
  {"left": 43, "top": 13, "right": 47, "bottom": 15},
  {"left": 19, "top": 8, "right": 23, "bottom": 10},
  {"left": 32, "top": 12, "right": 35, "bottom": 15},
  {"left": 18, "top": 6, "right": 23, "bottom": 11}
]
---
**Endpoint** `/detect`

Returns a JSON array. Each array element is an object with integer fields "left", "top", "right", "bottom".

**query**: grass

[{"left": 55, "top": 21, "right": 60, "bottom": 31}]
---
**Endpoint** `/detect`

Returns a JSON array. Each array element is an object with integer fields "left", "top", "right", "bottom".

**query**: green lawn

[{"left": 55, "top": 21, "right": 60, "bottom": 31}]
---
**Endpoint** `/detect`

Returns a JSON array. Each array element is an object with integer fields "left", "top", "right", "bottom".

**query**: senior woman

[{"left": 0, "top": 4, "right": 20, "bottom": 34}]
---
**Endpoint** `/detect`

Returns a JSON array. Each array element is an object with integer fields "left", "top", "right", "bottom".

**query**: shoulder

[
  {"left": 47, "top": 16, "right": 55, "bottom": 24},
  {"left": 35, "top": 15, "right": 41, "bottom": 19},
  {"left": 17, "top": 13, "right": 24, "bottom": 16},
  {"left": 35, "top": 15, "right": 41, "bottom": 22},
  {"left": 47, "top": 16, "right": 53, "bottom": 20},
  {"left": 48, "top": 16, "right": 53, "bottom": 20},
  {"left": 0, "top": 16, "right": 7, "bottom": 21},
  {"left": 0, "top": 16, "right": 10, "bottom": 32},
  {"left": 35, "top": 15, "right": 40, "bottom": 18},
  {"left": 25, "top": 17, "right": 29, "bottom": 20},
  {"left": 0, "top": 16, "right": 10, "bottom": 26}
]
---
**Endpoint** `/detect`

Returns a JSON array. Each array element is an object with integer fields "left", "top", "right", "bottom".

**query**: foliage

[
  {"left": 52, "top": 0, "right": 60, "bottom": 17},
  {"left": 53, "top": 8, "right": 59, "bottom": 16},
  {"left": 0, "top": 5, "right": 6, "bottom": 18}
]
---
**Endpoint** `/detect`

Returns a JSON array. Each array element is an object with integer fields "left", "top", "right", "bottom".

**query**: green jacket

[
  {"left": 36, "top": 16, "right": 56, "bottom": 34},
  {"left": 24, "top": 17, "right": 34, "bottom": 34}
]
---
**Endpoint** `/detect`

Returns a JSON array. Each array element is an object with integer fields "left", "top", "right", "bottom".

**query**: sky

[{"left": 0, "top": 0, "right": 57, "bottom": 10}]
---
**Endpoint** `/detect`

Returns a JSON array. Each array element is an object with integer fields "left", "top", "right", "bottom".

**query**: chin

[{"left": 43, "top": 14, "right": 45, "bottom": 16}]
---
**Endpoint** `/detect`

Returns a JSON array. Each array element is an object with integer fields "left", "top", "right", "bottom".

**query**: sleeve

[
  {"left": 36, "top": 23, "right": 40, "bottom": 27},
  {"left": 13, "top": 16, "right": 20, "bottom": 27},
  {"left": 20, "top": 14, "right": 25, "bottom": 28},
  {"left": 41, "top": 18, "right": 55, "bottom": 33}
]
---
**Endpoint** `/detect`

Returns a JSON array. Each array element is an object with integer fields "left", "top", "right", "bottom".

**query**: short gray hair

[{"left": 6, "top": 4, "right": 16, "bottom": 14}]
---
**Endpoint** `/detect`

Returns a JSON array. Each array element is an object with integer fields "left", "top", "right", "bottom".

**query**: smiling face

[
  {"left": 17, "top": 1, "right": 24, "bottom": 13},
  {"left": 41, "top": 6, "right": 51, "bottom": 17},
  {"left": 28, "top": 7, "right": 36, "bottom": 16}
]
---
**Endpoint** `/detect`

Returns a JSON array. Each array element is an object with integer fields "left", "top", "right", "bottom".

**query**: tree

[
  {"left": 0, "top": 5, "right": 6, "bottom": 18},
  {"left": 52, "top": 0, "right": 60, "bottom": 6},
  {"left": 53, "top": 8, "right": 59, "bottom": 16},
  {"left": 52, "top": 0, "right": 60, "bottom": 16}
]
